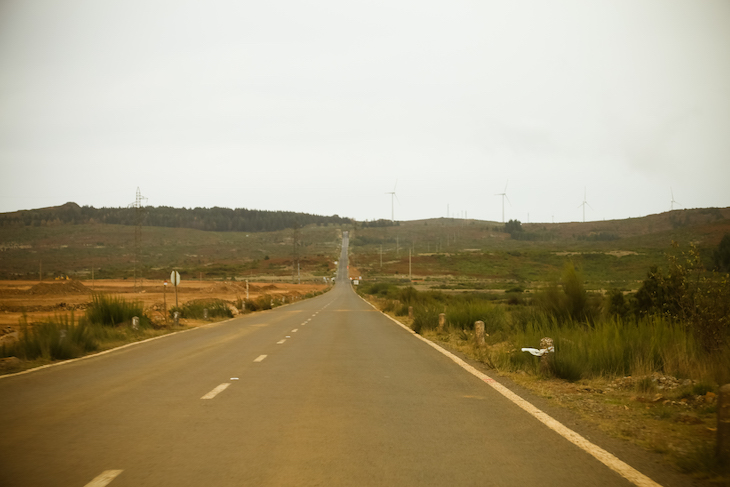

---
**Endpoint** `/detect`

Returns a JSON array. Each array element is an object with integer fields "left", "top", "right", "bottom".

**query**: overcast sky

[{"left": 1, "top": 0, "right": 728, "bottom": 224}]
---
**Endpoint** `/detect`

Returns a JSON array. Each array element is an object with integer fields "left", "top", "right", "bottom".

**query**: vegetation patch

[
  {"left": 85, "top": 293, "right": 150, "bottom": 327},
  {"left": 357, "top": 238, "right": 730, "bottom": 482},
  {"left": 170, "top": 298, "right": 233, "bottom": 320}
]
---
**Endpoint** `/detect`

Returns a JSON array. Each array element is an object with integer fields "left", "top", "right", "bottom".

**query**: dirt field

[{"left": 0, "top": 279, "right": 329, "bottom": 342}]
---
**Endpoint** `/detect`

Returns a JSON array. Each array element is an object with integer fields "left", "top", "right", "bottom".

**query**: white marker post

[
  {"left": 163, "top": 280, "right": 168, "bottom": 323},
  {"left": 170, "top": 270, "right": 181, "bottom": 308}
]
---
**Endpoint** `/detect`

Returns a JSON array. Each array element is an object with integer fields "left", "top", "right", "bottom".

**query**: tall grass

[
  {"left": 171, "top": 299, "right": 233, "bottom": 319},
  {"left": 490, "top": 314, "right": 730, "bottom": 384},
  {"left": 1, "top": 313, "right": 98, "bottom": 361},
  {"left": 243, "top": 294, "right": 276, "bottom": 312},
  {"left": 85, "top": 293, "right": 148, "bottom": 327},
  {"left": 360, "top": 283, "right": 730, "bottom": 385}
]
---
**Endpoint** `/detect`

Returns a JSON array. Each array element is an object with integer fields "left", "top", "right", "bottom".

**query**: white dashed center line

[
  {"left": 253, "top": 354, "right": 267, "bottom": 362},
  {"left": 292, "top": 328, "right": 298, "bottom": 333},
  {"left": 201, "top": 383, "right": 230, "bottom": 399},
  {"left": 84, "top": 470, "right": 123, "bottom": 487},
  {"left": 277, "top": 339, "right": 286, "bottom": 344}
]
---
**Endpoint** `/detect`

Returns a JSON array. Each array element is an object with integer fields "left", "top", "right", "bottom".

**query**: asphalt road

[{"left": 0, "top": 232, "right": 668, "bottom": 486}]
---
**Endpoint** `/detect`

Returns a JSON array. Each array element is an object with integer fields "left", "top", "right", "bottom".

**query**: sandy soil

[{"left": 0, "top": 279, "right": 328, "bottom": 341}]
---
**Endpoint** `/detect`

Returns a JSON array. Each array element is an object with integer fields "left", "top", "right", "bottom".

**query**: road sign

[{"left": 170, "top": 271, "right": 180, "bottom": 286}]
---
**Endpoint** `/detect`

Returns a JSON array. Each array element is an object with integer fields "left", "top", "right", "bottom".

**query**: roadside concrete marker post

[
  {"left": 438, "top": 313, "right": 445, "bottom": 332},
  {"left": 132, "top": 316, "right": 139, "bottom": 330},
  {"left": 718, "top": 384, "right": 730, "bottom": 464},
  {"left": 203, "top": 308, "right": 208, "bottom": 320},
  {"left": 540, "top": 337, "right": 554, "bottom": 375},
  {"left": 475, "top": 321, "right": 486, "bottom": 346},
  {"left": 408, "top": 306, "right": 413, "bottom": 319},
  {"left": 163, "top": 280, "right": 168, "bottom": 323}
]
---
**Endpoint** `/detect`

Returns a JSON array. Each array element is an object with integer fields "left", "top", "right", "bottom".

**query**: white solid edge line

[
  {"left": 253, "top": 354, "right": 267, "bottom": 362},
  {"left": 201, "top": 383, "right": 230, "bottom": 400},
  {"left": 83, "top": 469, "right": 123, "bottom": 487},
  {"left": 361, "top": 298, "right": 662, "bottom": 487}
]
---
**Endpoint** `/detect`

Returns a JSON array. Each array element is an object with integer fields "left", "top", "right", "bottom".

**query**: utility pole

[
  {"left": 39, "top": 260, "right": 42, "bottom": 282},
  {"left": 292, "top": 224, "right": 301, "bottom": 284},
  {"left": 409, "top": 248, "right": 412, "bottom": 282}
]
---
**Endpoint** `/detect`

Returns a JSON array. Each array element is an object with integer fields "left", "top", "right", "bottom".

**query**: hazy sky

[{"left": 1, "top": 0, "right": 728, "bottom": 223}]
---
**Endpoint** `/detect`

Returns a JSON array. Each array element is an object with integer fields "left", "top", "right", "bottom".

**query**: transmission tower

[{"left": 128, "top": 187, "right": 147, "bottom": 292}]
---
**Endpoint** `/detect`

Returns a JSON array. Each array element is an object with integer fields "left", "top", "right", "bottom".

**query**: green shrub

[
  {"left": 633, "top": 243, "right": 730, "bottom": 351},
  {"left": 549, "top": 352, "right": 583, "bottom": 382},
  {"left": 86, "top": 293, "right": 148, "bottom": 327},
  {"left": 3, "top": 313, "right": 98, "bottom": 361},
  {"left": 173, "top": 299, "right": 233, "bottom": 319},
  {"left": 243, "top": 294, "right": 274, "bottom": 312},
  {"left": 533, "top": 264, "right": 600, "bottom": 324},
  {"left": 495, "top": 314, "right": 730, "bottom": 383},
  {"left": 359, "top": 281, "right": 397, "bottom": 297}
]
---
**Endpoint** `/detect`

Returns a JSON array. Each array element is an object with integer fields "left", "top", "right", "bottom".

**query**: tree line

[{"left": 0, "top": 202, "right": 352, "bottom": 232}]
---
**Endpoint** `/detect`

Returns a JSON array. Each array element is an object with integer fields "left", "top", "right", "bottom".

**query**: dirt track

[{"left": 0, "top": 279, "right": 329, "bottom": 339}]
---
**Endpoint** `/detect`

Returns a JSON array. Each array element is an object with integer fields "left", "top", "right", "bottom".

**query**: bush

[
  {"left": 496, "top": 314, "right": 730, "bottom": 383},
  {"left": 243, "top": 294, "right": 275, "bottom": 312},
  {"left": 359, "top": 281, "right": 397, "bottom": 298},
  {"left": 606, "top": 288, "right": 630, "bottom": 319},
  {"left": 172, "top": 299, "right": 233, "bottom": 319},
  {"left": 633, "top": 242, "right": 730, "bottom": 351},
  {"left": 85, "top": 293, "right": 149, "bottom": 327},
  {"left": 2, "top": 313, "right": 98, "bottom": 361},
  {"left": 533, "top": 264, "right": 599, "bottom": 324},
  {"left": 713, "top": 233, "right": 730, "bottom": 272}
]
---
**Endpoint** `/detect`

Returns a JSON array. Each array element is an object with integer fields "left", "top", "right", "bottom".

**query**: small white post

[{"left": 475, "top": 321, "right": 485, "bottom": 346}]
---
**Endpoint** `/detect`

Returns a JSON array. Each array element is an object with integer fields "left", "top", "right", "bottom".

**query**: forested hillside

[{"left": 0, "top": 202, "right": 351, "bottom": 233}]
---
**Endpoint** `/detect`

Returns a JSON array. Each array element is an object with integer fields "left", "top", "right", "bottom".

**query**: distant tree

[
  {"left": 632, "top": 242, "right": 730, "bottom": 351},
  {"left": 504, "top": 219, "right": 522, "bottom": 236},
  {"left": 0, "top": 203, "right": 352, "bottom": 233},
  {"left": 713, "top": 233, "right": 730, "bottom": 273},
  {"left": 606, "top": 289, "right": 629, "bottom": 319}
]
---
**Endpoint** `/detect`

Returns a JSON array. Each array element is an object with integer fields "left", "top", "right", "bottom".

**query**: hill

[
  {"left": 0, "top": 222, "right": 344, "bottom": 281},
  {"left": 348, "top": 207, "right": 730, "bottom": 291},
  {"left": 0, "top": 202, "right": 352, "bottom": 233},
  {"left": 1, "top": 206, "right": 728, "bottom": 287}
]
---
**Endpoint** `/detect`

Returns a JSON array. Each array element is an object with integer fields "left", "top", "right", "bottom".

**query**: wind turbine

[
  {"left": 495, "top": 180, "right": 510, "bottom": 223},
  {"left": 578, "top": 187, "right": 593, "bottom": 223},
  {"left": 670, "top": 187, "right": 680, "bottom": 211},
  {"left": 385, "top": 180, "right": 399, "bottom": 222}
]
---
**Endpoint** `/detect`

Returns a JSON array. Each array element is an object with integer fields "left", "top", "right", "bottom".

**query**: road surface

[{"left": 0, "top": 232, "right": 675, "bottom": 486}]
